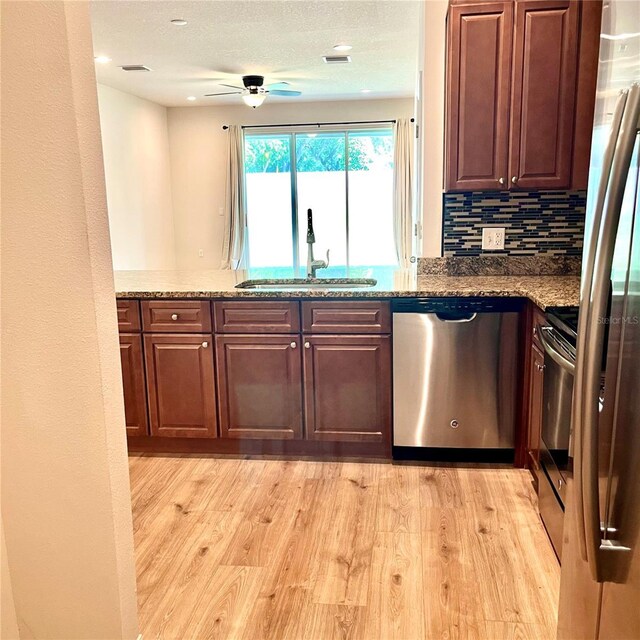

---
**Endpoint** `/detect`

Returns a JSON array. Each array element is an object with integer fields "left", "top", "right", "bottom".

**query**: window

[{"left": 244, "top": 127, "right": 395, "bottom": 274}]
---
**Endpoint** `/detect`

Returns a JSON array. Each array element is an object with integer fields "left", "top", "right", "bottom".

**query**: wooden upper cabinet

[
  {"left": 119, "top": 334, "right": 148, "bottom": 437},
  {"left": 144, "top": 334, "right": 217, "bottom": 438},
  {"left": 445, "top": 1, "right": 513, "bottom": 191},
  {"left": 215, "top": 335, "right": 303, "bottom": 439},
  {"left": 445, "top": 0, "right": 597, "bottom": 192},
  {"left": 509, "top": 0, "right": 579, "bottom": 189},
  {"left": 303, "top": 335, "right": 391, "bottom": 443}
]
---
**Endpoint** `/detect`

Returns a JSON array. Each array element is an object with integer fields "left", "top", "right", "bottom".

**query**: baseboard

[{"left": 127, "top": 435, "right": 391, "bottom": 460}]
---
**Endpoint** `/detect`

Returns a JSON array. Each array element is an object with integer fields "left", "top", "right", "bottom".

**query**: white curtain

[
  {"left": 393, "top": 118, "right": 414, "bottom": 269},
  {"left": 221, "top": 125, "right": 247, "bottom": 269}
]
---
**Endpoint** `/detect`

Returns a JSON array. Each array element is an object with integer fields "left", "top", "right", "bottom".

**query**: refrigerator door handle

[
  {"left": 572, "top": 89, "right": 628, "bottom": 562},
  {"left": 581, "top": 83, "right": 640, "bottom": 583}
]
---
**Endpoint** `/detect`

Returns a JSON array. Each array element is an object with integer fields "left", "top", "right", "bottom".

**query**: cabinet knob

[
  {"left": 536, "top": 363, "right": 545, "bottom": 372},
  {"left": 304, "top": 341, "right": 311, "bottom": 349},
  {"left": 201, "top": 341, "right": 209, "bottom": 348},
  {"left": 290, "top": 341, "right": 297, "bottom": 349},
  {"left": 171, "top": 313, "right": 179, "bottom": 321},
  {"left": 498, "top": 177, "right": 505, "bottom": 185},
  {"left": 511, "top": 176, "right": 519, "bottom": 184}
]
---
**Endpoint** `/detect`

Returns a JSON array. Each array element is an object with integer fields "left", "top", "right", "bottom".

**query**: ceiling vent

[
  {"left": 322, "top": 55, "right": 352, "bottom": 64},
  {"left": 120, "top": 65, "right": 151, "bottom": 72}
]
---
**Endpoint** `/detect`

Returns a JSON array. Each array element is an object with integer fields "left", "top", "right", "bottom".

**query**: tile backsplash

[{"left": 443, "top": 190, "right": 587, "bottom": 257}]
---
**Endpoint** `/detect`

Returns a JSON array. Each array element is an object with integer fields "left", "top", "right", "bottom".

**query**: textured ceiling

[{"left": 90, "top": 0, "right": 421, "bottom": 107}]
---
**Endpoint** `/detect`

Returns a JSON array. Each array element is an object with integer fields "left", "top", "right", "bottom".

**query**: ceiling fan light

[{"left": 242, "top": 92, "right": 266, "bottom": 108}]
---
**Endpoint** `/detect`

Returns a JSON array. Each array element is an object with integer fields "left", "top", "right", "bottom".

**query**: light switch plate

[{"left": 482, "top": 227, "right": 506, "bottom": 250}]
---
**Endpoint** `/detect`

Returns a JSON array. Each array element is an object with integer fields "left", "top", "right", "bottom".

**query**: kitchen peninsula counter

[{"left": 114, "top": 268, "right": 579, "bottom": 310}]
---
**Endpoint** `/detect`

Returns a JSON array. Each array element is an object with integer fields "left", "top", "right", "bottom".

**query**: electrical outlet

[
  {"left": 218, "top": 206, "right": 224, "bottom": 217},
  {"left": 198, "top": 249, "right": 204, "bottom": 258},
  {"left": 482, "top": 227, "right": 506, "bottom": 250}
]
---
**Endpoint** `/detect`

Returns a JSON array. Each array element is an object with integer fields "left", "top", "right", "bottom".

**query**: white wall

[
  {"left": 98, "top": 84, "right": 176, "bottom": 270},
  {"left": 1, "top": 521, "right": 19, "bottom": 640},
  {"left": 167, "top": 98, "right": 414, "bottom": 269},
  {"left": 94, "top": 10, "right": 451, "bottom": 269},
  {"left": 1, "top": 2, "right": 138, "bottom": 637},
  {"left": 419, "top": 0, "right": 448, "bottom": 257}
]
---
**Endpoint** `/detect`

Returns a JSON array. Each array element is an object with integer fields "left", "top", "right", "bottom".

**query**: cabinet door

[
  {"left": 509, "top": 0, "right": 579, "bottom": 189},
  {"left": 215, "top": 335, "right": 303, "bottom": 439},
  {"left": 445, "top": 2, "right": 513, "bottom": 191},
  {"left": 144, "top": 334, "right": 217, "bottom": 438},
  {"left": 304, "top": 335, "right": 391, "bottom": 443},
  {"left": 120, "top": 334, "right": 148, "bottom": 437},
  {"left": 527, "top": 343, "right": 545, "bottom": 469}
]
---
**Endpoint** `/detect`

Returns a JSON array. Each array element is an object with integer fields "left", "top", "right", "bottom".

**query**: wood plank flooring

[{"left": 129, "top": 455, "right": 560, "bottom": 640}]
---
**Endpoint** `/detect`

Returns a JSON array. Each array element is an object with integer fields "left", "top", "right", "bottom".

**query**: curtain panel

[
  {"left": 221, "top": 125, "right": 247, "bottom": 269},
  {"left": 393, "top": 118, "right": 414, "bottom": 268}
]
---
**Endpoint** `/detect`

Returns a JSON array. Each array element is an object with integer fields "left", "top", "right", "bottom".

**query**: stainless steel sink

[{"left": 235, "top": 277, "right": 377, "bottom": 290}]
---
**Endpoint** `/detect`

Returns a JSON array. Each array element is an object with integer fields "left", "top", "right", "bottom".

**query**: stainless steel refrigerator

[{"left": 557, "top": 0, "right": 640, "bottom": 638}]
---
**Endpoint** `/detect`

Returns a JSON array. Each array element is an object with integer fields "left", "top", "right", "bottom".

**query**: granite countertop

[{"left": 114, "top": 267, "right": 580, "bottom": 310}]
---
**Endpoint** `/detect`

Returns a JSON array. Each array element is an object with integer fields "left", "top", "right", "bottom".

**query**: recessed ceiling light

[
  {"left": 171, "top": 18, "right": 187, "bottom": 26},
  {"left": 333, "top": 44, "right": 352, "bottom": 52},
  {"left": 94, "top": 55, "right": 111, "bottom": 64},
  {"left": 187, "top": 96, "right": 197, "bottom": 101},
  {"left": 361, "top": 89, "right": 372, "bottom": 93}
]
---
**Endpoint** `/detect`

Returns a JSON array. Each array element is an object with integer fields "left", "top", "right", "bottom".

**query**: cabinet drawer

[
  {"left": 531, "top": 305, "right": 546, "bottom": 350},
  {"left": 302, "top": 301, "right": 391, "bottom": 334},
  {"left": 214, "top": 301, "right": 300, "bottom": 333},
  {"left": 142, "top": 300, "right": 211, "bottom": 332},
  {"left": 117, "top": 299, "right": 141, "bottom": 332}
]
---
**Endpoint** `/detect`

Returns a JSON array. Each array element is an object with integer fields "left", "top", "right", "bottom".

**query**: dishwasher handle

[{"left": 435, "top": 312, "right": 478, "bottom": 323}]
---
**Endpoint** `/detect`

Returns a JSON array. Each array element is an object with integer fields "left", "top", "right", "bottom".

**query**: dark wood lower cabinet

[
  {"left": 527, "top": 343, "right": 545, "bottom": 471},
  {"left": 303, "top": 335, "right": 391, "bottom": 443},
  {"left": 119, "top": 333, "right": 148, "bottom": 437},
  {"left": 122, "top": 298, "right": 394, "bottom": 453},
  {"left": 215, "top": 335, "right": 303, "bottom": 439},
  {"left": 144, "top": 334, "right": 217, "bottom": 438}
]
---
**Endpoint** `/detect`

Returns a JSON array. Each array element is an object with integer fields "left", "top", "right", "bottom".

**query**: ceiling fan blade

[
  {"left": 219, "top": 83, "right": 244, "bottom": 90},
  {"left": 268, "top": 89, "right": 302, "bottom": 97},
  {"left": 266, "top": 81, "right": 291, "bottom": 88},
  {"left": 204, "top": 91, "right": 242, "bottom": 97}
]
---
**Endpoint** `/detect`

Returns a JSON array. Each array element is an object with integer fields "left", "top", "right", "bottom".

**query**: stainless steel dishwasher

[{"left": 392, "top": 298, "right": 520, "bottom": 454}]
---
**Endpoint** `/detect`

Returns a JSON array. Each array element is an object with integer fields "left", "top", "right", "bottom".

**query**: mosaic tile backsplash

[{"left": 443, "top": 190, "right": 587, "bottom": 257}]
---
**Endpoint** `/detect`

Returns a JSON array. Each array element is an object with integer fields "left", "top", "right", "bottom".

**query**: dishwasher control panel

[{"left": 392, "top": 297, "right": 522, "bottom": 314}]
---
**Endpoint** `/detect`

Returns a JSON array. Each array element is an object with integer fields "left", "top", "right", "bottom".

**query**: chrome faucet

[{"left": 306, "top": 208, "right": 330, "bottom": 278}]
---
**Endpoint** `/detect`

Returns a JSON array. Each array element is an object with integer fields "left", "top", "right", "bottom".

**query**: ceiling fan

[{"left": 204, "top": 75, "right": 301, "bottom": 108}]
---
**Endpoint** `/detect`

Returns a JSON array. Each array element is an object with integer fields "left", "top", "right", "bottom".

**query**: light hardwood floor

[{"left": 130, "top": 455, "right": 560, "bottom": 640}]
